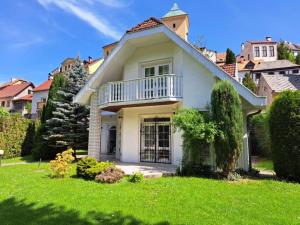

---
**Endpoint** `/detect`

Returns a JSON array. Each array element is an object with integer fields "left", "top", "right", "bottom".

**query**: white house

[
  {"left": 74, "top": 4, "right": 266, "bottom": 171},
  {"left": 31, "top": 78, "right": 53, "bottom": 119}
]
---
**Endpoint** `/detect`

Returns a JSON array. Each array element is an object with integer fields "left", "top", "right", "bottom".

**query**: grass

[
  {"left": 0, "top": 163, "right": 299, "bottom": 224},
  {"left": 253, "top": 158, "right": 274, "bottom": 171}
]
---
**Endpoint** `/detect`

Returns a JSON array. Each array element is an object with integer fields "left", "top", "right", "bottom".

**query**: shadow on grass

[{"left": 0, "top": 198, "right": 170, "bottom": 225}]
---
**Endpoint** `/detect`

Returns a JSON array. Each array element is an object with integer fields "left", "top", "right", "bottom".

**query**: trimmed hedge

[
  {"left": 250, "top": 113, "right": 271, "bottom": 157},
  {"left": 269, "top": 91, "right": 300, "bottom": 181},
  {"left": 0, "top": 114, "right": 36, "bottom": 158}
]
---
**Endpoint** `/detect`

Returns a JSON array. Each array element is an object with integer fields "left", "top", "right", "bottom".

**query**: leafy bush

[
  {"left": 211, "top": 80, "right": 243, "bottom": 176},
  {"left": 0, "top": 107, "right": 9, "bottom": 117},
  {"left": 95, "top": 167, "right": 125, "bottom": 183},
  {"left": 50, "top": 149, "right": 75, "bottom": 178},
  {"left": 250, "top": 113, "right": 271, "bottom": 157},
  {"left": 269, "top": 91, "right": 300, "bottom": 181},
  {"left": 85, "top": 161, "right": 115, "bottom": 180},
  {"left": 0, "top": 114, "right": 35, "bottom": 158},
  {"left": 127, "top": 172, "right": 144, "bottom": 183},
  {"left": 173, "top": 109, "right": 219, "bottom": 175},
  {"left": 76, "top": 157, "right": 97, "bottom": 179}
]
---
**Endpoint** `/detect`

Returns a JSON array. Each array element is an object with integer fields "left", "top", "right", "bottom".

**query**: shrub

[
  {"left": 0, "top": 114, "right": 34, "bottom": 158},
  {"left": 21, "top": 121, "right": 37, "bottom": 156},
  {"left": 269, "top": 91, "right": 300, "bottom": 181},
  {"left": 127, "top": 172, "right": 144, "bottom": 183},
  {"left": 85, "top": 161, "right": 115, "bottom": 180},
  {"left": 250, "top": 113, "right": 271, "bottom": 157},
  {"left": 95, "top": 167, "right": 125, "bottom": 183},
  {"left": 211, "top": 80, "right": 243, "bottom": 176},
  {"left": 173, "top": 109, "right": 219, "bottom": 175},
  {"left": 76, "top": 157, "right": 97, "bottom": 179},
  {"left": 0, "top": 107, "right": 9, "bottom": 117},
  {"left": 49, "top": 149, "right": 75, "bottom": 178}
]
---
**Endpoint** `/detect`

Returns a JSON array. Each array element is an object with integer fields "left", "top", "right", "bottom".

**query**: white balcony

[{"left": 98, "top": 74, "right": 182, "bottom": 111}]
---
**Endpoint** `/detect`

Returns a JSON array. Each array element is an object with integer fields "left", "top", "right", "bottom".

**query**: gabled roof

[
  {"left": 74, "top": 22, "right": 266, "bottom": 108},
  {"left": 220, "top": 64, "right": 237, "bottom": 77},
  {"left": 14, "top": 94, "right": 33, "bottom": 101},
  {"left": 262, "top": 74, "right": 300, "bottom": 92},
  {"left": 33, "top": 79, "right": 53, "bottom": 92},
  {"left": 0, "top": 82, "right": 33, "bottom": 98},
  {"left": 163, "top": 3, "right": 187, "bottom": 18},
  {"left": 254, "top": 60, "right": 300, "bottom": 71},
  {"left": 126, "top": 17, "right": 162, "bottom": 33}
]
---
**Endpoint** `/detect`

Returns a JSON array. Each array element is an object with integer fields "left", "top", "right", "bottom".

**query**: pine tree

[
  {"left": 242, "top": 73, "right": 257, "bottom": 93},
  {"left": 225, "top": 48, "right": 236, "bottom": 64},
  {"left": 211, "top": 81, "right": 243, "bottom": 176},
  {"left": 44, "top": 58, "right": 89, "bottom": 158}
]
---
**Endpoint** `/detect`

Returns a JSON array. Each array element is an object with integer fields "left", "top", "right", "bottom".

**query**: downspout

[{"left": 247, "top": 109, "right": 261, "bottom": 171}]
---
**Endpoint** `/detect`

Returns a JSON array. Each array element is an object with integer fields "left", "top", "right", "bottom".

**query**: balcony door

[
  {"left": 140, "top": 118, "right": 171, "bottom": 164},
  {"left": 144, "top": 64, "right": 170, "bottom": 98}
]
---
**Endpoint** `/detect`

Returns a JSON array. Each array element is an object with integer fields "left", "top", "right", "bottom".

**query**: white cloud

[
  {"left": 37, "top": 0, "right": 122, "bottom": 40},
  {"left": 11, "top": 37, "right": 44, "bottom": 48}
]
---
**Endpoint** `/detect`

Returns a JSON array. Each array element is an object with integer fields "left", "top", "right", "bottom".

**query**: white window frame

[{"left": 139, "top": 58, "right": 173, "bottom": 78}]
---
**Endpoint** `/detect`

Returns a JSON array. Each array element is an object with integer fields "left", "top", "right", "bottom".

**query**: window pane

[
  {"left": 145, "top": 67, "right": 155, "bottom": 77},
  {"left": 158, "top": 65, "right": 169, "bottom": 75}
]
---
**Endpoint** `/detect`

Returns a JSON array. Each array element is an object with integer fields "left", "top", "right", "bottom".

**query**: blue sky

[{"left": 0, "top": 0, "right": 299, "bottom": 85}]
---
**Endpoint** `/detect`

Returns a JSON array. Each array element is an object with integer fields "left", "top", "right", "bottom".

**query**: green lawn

[
  {"left": 253, "top": 158, "right": 274, "bottom": 171},
  {"left": 0, "top": 163, "right": 299, "bottom": 225},
  {"left": 1, "top": 155, "right": 34, "bottom": 164}
]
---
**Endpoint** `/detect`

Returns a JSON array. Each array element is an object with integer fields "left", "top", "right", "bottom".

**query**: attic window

[{"left": 173, "top": 23, "right": 176, "bottom": 28}]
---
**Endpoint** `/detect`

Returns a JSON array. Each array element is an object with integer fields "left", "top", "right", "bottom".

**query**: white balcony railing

[{"left": 98, "top": 74, "right": 182, "bottom": 106}]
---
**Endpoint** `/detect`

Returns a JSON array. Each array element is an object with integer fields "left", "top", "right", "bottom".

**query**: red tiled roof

[
  {"left": 14, "top": 94, "right": 32, "bottom": 101},
  {"left": 33, "top": 79, "right": 52, "bottom": 92},
  {"left": 220, "top": 64, "right": 236, "bottom": 77},
  {"left": 0, "top": 82, "right": 33, "bottom": 98},
  {"left": 126, "top": 17, "right": 163, "bottom": 33}
]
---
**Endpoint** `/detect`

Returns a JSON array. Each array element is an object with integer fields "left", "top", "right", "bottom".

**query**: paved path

[{"left": 116, "top": 162, "right": 177, "bottom": 178}]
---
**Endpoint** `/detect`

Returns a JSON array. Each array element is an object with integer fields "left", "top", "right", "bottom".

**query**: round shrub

[
  {"left": 269, "top": 91, "right": 300, "bottom": 181},
  {"left": 95, "top": 167, "right": 125, "bottom": 183},
  {"left": 76, "top": 157, "right": 97, "bottom": 179},
  {"left": 127, "top": 172, "right": 144, "bottom": 183},
  {"left": 85, "top": 161, "right": 115, "bottom": 180}
]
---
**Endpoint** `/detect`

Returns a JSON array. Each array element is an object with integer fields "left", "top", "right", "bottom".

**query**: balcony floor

[{"left": 100, "top": 100, "right": 180, "bottom": 112}]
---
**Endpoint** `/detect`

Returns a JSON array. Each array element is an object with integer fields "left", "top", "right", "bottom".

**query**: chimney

[
  {"left": 241, "top": 43, "right": 245, "bottom": 51},
  {"left": 88, "top": 56, "right": 93, "bottom": 62},
  {"left": 266, "top": 36, "right": 272, "bottom": 41}
]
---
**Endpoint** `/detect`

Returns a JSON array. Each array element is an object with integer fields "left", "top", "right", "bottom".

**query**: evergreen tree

[
  {"left": 277, "top": 41, "right": 295, "bottom": 62},
  {"left": 32, "top": 74, "right": 67, "bottom": 160},
  {"left": 225, "top": 48, "right": 236, "bottom": 64},
  {"left": 44, "top": 58, "right": 89, "bottom": 158},
  {"left": 296, "top": 54, "right": 300, "bottom": 65},
  {"left": 242, "top": 73, "right": 257, "bottom": 93},
  {"left": 211, "top": 81, "right": 243, "bottom": 176}
]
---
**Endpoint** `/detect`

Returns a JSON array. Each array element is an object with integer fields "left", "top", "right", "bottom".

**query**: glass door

[{"left": 140, "top": 118, "right": 171, "bottom": 164}]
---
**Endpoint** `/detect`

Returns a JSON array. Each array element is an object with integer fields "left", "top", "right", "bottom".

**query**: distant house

[
  {"left": 258, "top": 74, "right": 300, "bottom": 105},
  {"left": 237, "top": 59, "right": 300, "bottom": 83},
  {"left": 216, "top": 52, "right": 226, "bottom": 65},
  {"left": 31, "top": 78, "right": 53, "bottom": 119},
  {"left": 239, "top": 36, "right": 277, "bottom": 62},
  {"left": 285, "top": 41, "right": 300, "bottom": 57},
  {"left": 0, "top": 78, "right": 34, "bottom": 115}
]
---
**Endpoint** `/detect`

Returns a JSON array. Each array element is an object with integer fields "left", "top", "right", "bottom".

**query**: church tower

[{"left": 161, "top": 3, "right": 189, "bottom": 41}]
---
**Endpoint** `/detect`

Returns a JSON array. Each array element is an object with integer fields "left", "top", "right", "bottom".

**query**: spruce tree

[
  {"left": 242, "top": 73, "right": 257, "bottom": 93},
  {"left": 44, "top": 58, "right": 89, "bottom": 158},
  {"left": 211, "top": 80, "right": 243, "bottom": 176},
  {"left": 225, "top": 48, "right": 236, "bottom": 64}
]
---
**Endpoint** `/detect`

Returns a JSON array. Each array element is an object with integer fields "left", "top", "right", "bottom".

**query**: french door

[{"left": 140, "top": 118, "right": 171, "bottom": 164}]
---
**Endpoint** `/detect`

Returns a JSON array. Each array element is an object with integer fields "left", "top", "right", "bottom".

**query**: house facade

[
  {"left": 74, "top": 4, "right": 266, "bottom": 171},
  {"left": 31, "top": 78, "right": 53, "bottom": 119},
  {"left": 0, "top": 79, "right": 34, "bottom": 115},
  {"left": 239, "top": 37, "right": 277, "bottom": 62}
]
